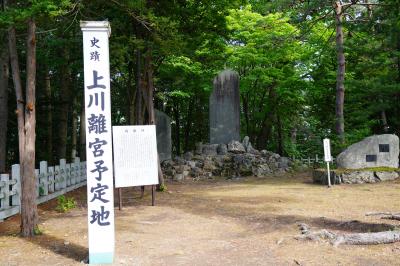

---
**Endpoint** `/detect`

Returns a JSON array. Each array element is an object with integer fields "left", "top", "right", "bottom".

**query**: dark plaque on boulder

[
  {"left": 379, "top": 144, "right": 390, "bottom": 153},
  {"left": 366, "top": 154, "right": 377, "bottom": 162},
  {"left": 155, "top": 109, "right": 172, "bottom": 162},
  {"left": 209, "top": 70, "right": 240, "bottom": 144}
]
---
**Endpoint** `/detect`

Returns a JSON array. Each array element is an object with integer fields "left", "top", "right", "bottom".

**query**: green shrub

[
  {"left": 158, "top": 183, "right": 167, "bottom": 192},
  {"left": 55, "top": 195, "right": 76, "bottom": 213},
  {"left": 34, "top": 225, "right": 42, "bottom": 235}
]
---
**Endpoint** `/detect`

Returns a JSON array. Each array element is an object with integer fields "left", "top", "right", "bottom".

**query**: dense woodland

[
  {"left": 1, "top": 1, "right": 400, "bottom": 235},
  {"left": 1, "top": 0, "right": 400, "bottom": 168}
]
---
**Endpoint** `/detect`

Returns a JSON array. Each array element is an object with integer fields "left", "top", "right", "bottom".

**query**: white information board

[
  {"left": 323, "top": 138, "right": 332, "bottom": 162},
  {"left": 81, "top": 21, "right": 114, "bottom": 264},
  {"left": 113, "top": 125, "right": 159, "bottom": 187}
]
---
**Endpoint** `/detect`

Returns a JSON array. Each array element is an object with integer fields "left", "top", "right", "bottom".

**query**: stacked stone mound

[
  {"left": 313, "top": 169, "right": 399, "bottom": 185},
  {"left": 162, "top": 137, "right": 293, "bottom": 181}
]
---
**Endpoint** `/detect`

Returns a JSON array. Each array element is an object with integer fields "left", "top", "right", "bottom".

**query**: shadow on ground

[{"left": 24, "top": 233, "right": 88, "bottom": 263}]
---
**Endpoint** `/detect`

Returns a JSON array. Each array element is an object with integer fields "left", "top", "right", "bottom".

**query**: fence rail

[
  {"left": 0, "top": 158, "right": 87, "bottom": 221},
  {"left": 293, "top": 155, "right": 336, "bottom": 167}
]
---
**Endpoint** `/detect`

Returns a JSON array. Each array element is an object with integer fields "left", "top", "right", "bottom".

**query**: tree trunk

[
  {"left": 135, "top": 49, "right": 143, "bottom": 125},
  {"left": 173, "top": 101, "right": 181, "bottom": 155},
  {"left": 297, "top": 223, "right": 400, "bottom": 246},
  {"left": 334, "top": 1, "right": 345, "bottom": 144},
  {"left": 242, "top": 93, "right": 250, "bottom": 138},
  {"left": 0, "top": 34, "right": 9, "bottom": 173},
  {"left": 57, "top": 47, "right": 71, "bottom": 160},
  {"left": 44, "top": 70, "right": 53, "bottom": 164},
  {"left": 183, "top": 99, "right": 193, "bottom": 152},
  {"left": 127, "top": 59, "right": 135, "bottom": 125},
  {"left": 144, "top": 50, "right": 164, "bottom": 187},
  {"left": 276, "top": 113, "right": 284, "bottom": 156},
  {"left": 8, "top": 26, "right": 25, "bottom": 173},
  {"left": 381, "top": 110, "right": 389, "bottom": 132},
  {"left": 71, "top": 96, "right": 78, "bottom": 160},
  {"left": 256, "top": 86, "right": 276, "bottom": 149},
  {"left": 21, "top": 18, "right": 38, "bottom": 237},
  {"left": 290, "top": 127, "right": 297, "bottom": 145}
]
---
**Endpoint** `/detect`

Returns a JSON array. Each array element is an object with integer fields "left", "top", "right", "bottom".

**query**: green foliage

[
  {"left": 158, "top": 183, "right": 167, "bottom": 192},
  {"left": 55, "top": 195, "right": 76, "bottom": 213},
  {"left": 3, "top": 0, "right": 400, "bottom": 168},
  {"left": 33, "top": 225, "right": 43, "bottom": 235},
  {"left": 39, "top": 186, "right": 44, "bottom": 196}
]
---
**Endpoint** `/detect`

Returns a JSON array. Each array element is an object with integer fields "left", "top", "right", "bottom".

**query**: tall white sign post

[
  {"left": 323, "top": 138, "right": 332, "bottom": 188},
  {"left": 81, "top": 21, "right": 115, "bottom": 264}
]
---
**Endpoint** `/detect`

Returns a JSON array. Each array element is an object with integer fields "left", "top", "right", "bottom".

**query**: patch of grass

[
  {"left": 55, "top": 195, "right": 76, "bottom": 213},
  {"left": 315, "top": 167, "right": 399, "bottom": 174},
  {"left": 157, "top": 183, "right": 167, "bottom": 192},
  {"left": 33, "top": 225, "right": 42, "bottom": 235}
]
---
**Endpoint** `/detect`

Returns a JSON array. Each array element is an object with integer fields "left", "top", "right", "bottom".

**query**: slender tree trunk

[
  {"left": 71, "top": 96, "right": 78, "bottom": 160},
  {"left": 144, "top": 50, "right": 164, "bottom": 187},
  {"left": 173, "top": 102, "right": 181, "bottom": 155},
  {"left": 290, "top": 127, "right": 297, "bottom": 145},
  {"left": 135, "top": 49, "right": 143, "bottom": 125},
  {"left": 79, "top": 99, "right": 86, "bottom": 161},
  {"left": 334, "top": 1, "right": 345, "bottom": 144},
  {"left": 44, "top": 70, "right": 53, "bottom": 164},
  {"left": 381, "top": 110, "right": 389, "bottom": 132},
  {"left": 127, "top": 58, "right": 136, "bottom": 125},
  {"left": 0, "top": 35, "right": 9, "bottom": 173},
  {"left": 183, "top": 99, "right": 193, "bottom": 151},
  {"left": 276, "top": 113, "right": 284, "bottom": 156},
  {"left": 256, "top": 86, "right": 276, "bottom": 149},
  {"left": 57, "top": 47, "right": 70, "bottom": 160},
  {"left": 8, "top": 26, "right": 25, "bottom": 173},
  {"left": 242, "top": 94, "right": 250, "bottom": 138}
]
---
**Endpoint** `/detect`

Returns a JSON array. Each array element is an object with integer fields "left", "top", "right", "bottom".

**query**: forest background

[{"left": 0, "top": 0, "right": 399, "bottom": 174}]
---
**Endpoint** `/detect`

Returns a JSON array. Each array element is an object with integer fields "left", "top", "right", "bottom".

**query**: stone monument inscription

[
  {"left": 209, "top": 70, "right": 240, "bottom": 144},
  {"left": 155, "top": 109, "right": 172, "bottom": 162}
]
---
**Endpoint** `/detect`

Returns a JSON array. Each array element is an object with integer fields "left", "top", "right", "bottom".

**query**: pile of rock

[
  {"left": 313, "top": 169, "right": 399, "bottom": 185},
  {"left": 162, "top": 136, "right": 293, "bottom": 181}
]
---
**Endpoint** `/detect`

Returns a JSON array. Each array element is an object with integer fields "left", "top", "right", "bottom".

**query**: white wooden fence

[
  {"left": 294, "top": 154, "right": 336, "bottom": 167},
  {"left": 0, "top": 158, "right": 87, "bottom": 221}
]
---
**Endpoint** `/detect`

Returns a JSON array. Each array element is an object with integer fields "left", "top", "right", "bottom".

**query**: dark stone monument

[
  {"left": 155, "top": 109, "right": 172, "bottom": 162},
  {"left": 209, "top": 70, "right": 240, "bottom": 144}
]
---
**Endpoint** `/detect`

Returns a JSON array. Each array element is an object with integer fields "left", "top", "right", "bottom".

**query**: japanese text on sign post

[{"left": 80, "top": 21, "right": 114, "bottom": 264}]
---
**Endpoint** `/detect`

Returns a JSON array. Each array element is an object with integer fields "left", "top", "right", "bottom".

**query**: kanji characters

[
  {"left": 88, "top": 138, "right": 107, "bottom": 157},
  {"left": 90, "top": 183, "right": 109, "bottom": 203},
  {"left": 88, "top": 92, "right": 105, "bottom": 111},
  {"left": 90, "top": 160, "right": 108, "bottom": 181},
  {"left": 90, "top": 37, "right": 100, "bottom": 48},
  {"left": 88, "top": 114, "right": 107, "bottom": 134},
  {"left": 90, "top": 206, "right": 110, "bottom": 226},
  {"left": 90, "top": 51, "right": 100, "bottom": 61},
  {"left": 87, "top": 70, "right": 106, "bottom": 90}
]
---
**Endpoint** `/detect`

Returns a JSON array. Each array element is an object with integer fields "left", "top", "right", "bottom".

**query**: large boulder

[
  {"left": 336, "top": 134, "right": 399, "bottom": 169},
  {"left": 341, "top": 171, "right": 376, "bottom": 184},
  {"left": 375, "top": 171, "right": 399, "bottom": 181}
]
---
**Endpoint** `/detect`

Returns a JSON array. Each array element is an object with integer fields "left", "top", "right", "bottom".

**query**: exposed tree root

[
  {"left": 365, "top": 212, "right": 400, "bottom": 221},
  {"left": 381, "top": 215, "right": 400, "bottom": 222},
  {"left": 296, "top": 223, "right": 400, "bottom": 246},
  {"left": 365, "top": 212, "right": 400, "bottom": 217}
]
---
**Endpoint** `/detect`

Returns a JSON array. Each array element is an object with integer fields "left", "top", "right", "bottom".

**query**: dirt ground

[{"left": 1, "top": 171, "right": 400, "bottom": 266}]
